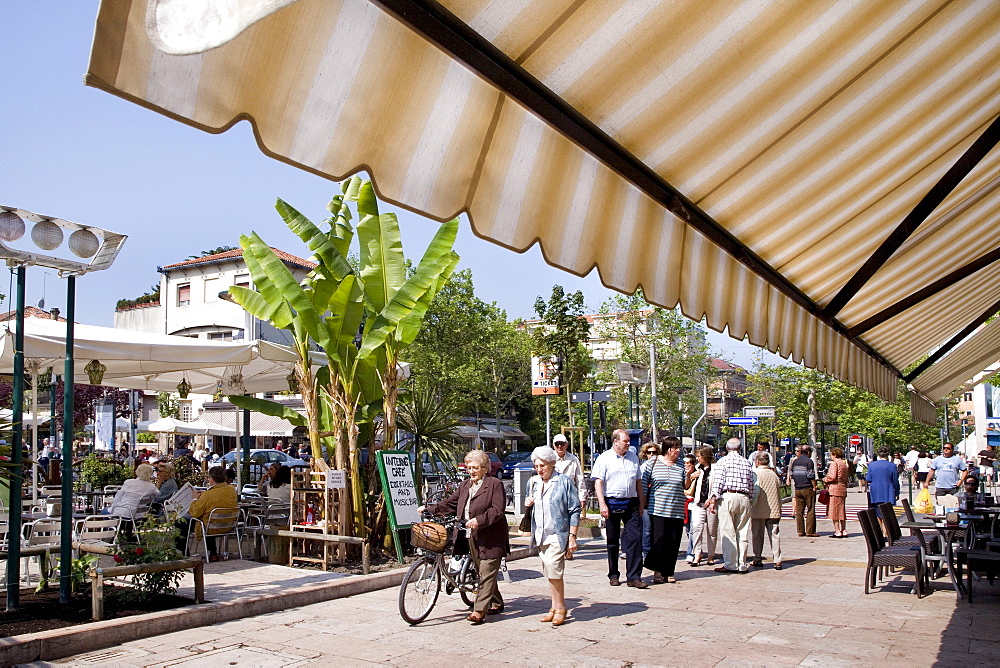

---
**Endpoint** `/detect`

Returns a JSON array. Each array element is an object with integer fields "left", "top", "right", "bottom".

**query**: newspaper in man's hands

[{"left": 165, "top": 482, "right": 196, "bottom": 516}]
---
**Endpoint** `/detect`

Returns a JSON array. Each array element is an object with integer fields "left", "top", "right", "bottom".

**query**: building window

[
  {"left": 235, "top": 274, "right": 250, "bottom": 289},
  {"left": 208, "top": 331, "right": 233, "bottom": 341},
  {"left": 177, "top": 284, "right": 191, "bottom": 306},
  {"left": 204, "top": 277, "right": 219, "bottom": 303},
  {"left": 964, "top": 392, "right": 973, "bottom": 402}
]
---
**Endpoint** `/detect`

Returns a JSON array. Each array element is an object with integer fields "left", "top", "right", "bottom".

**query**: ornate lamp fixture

[
  {"left": 84, "top": 359, "right": 107, "bottom": 385},
  {"left": 177, "top": 376, "right": 191, "bottom": 399}
]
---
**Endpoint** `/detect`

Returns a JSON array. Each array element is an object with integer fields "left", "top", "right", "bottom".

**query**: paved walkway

[{"left": 36, "top": 489, "right": 1000, "bottom": 667}]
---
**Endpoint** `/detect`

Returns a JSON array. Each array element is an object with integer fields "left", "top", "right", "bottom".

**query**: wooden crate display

[{"left": 289, "top": 470, "right": 344, "bottom": 570}]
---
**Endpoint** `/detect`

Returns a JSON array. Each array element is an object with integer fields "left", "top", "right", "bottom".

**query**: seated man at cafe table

[{"left": 176, "top": 465, "right": 238, "bottom": 562}]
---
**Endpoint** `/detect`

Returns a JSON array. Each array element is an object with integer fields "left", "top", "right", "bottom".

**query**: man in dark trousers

[
  {"left": 786, "top": 445, "right": 818, "bottom": 537},
  {"left": 591, "top": 429, "right": 647, "bottom": 588}
]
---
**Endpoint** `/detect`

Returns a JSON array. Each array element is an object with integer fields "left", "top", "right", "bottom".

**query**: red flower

[
  {"left": 135, "top": 547, "right": 145, "bottom": 556},
  {"left": 113, "top": 555, "right": 123, "bottom": 563}
]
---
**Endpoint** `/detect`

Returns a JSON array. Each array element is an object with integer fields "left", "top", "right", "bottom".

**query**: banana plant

[
  {"left": 228, "top": 179, "right": 460, "bottom": 545},
  {"left": 345, "top": 178, "right": 460, "bottom": 453}
]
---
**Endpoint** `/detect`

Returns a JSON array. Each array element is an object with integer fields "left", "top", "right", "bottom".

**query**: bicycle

[{"left": 398, "top": 515, "right": 479, "bottom": 625}]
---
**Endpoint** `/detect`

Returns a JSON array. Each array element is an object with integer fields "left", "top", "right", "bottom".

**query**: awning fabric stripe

[{"left": 86, "top": 0, "right": 1000, "bottom": 402}]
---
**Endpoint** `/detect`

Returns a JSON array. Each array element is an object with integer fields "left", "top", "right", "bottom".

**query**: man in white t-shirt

[{"left": 904, "top": 447, "right": 920, "bottom": 474}]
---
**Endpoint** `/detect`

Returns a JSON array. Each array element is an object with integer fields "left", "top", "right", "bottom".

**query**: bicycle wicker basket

[{"left": 411, "top": 522, "right": 449, "bottom": 552}]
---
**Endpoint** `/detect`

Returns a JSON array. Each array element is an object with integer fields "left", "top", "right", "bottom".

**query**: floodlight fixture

[{"left": 0, "top": 206, "right": 126, "bottom": 275}]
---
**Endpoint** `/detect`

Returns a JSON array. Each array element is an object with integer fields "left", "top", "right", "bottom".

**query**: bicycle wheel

[
  {"left": 458, "top": 556, "right": 479, "bottom": 608},
  {"left": 399, "top": 555, "right": 441, "bottom": 625}
]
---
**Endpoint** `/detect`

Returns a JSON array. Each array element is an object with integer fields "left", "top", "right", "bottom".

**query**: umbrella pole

[
  {"left": 235, "top": 405, "right": 241, "bottom": 492},
  {"left": 31, "top": 370, "right": 39, "bottom": 507}
]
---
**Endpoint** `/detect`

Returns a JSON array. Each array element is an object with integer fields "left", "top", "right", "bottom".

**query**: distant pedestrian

[
  {"left": 915, "top": 451, "right": 931, "bottom": 488},
  {"left": 867, "top": 447, "right": 900, "bottom": 520},
  {"left": 754, "top": 441, "right": 775, "bottom": 469},
  {"left": 552, "top": 434, "right": 586, "bottom": 559},
  {"left": 823, "top": 447, "right": 850, "bottom": 538},
  {"left": 750, "top": 451, "right": 782, "bottom": 570},
  {"left": 787, "top": 445, "right": 818, "bottom": 537},
  {"left": 977, "top": 445, "right": 996, "bottom": 482},
  {"left": 854, "top": 451, "right": 871, "bottom": 492},
  {"left": 682, "top": 454, "right": 697, "bottom": 564},
  {"left": 552, "top": 434, "right": 587, "bottom": 510},
  {"left": 688, "top": 447, "right": 718, "bottom": 567},
  {"left": 592, "top": 429, "right": 646, "bottom": 588},
  {"left": 927, "top": 443, "right": 967, "bottom": 498},
  {"left": 638, "top": 442, "right": 660, "bottom": 558},
  {"left": 641, "top": 436, "right": 687, "bottom": 584},
  {"left": 707, "top": 438, "right": 754, "bottom": 573}
]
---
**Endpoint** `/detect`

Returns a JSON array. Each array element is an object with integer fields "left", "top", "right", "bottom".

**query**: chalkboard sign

[{"left": 376, "top": 450, "right": 421, "bottom": 562}]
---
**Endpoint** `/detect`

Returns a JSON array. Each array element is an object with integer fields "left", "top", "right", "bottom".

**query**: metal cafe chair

[
  {"left": 858, "top": 508, "right": 924, "bottom": 598},
  {"left": 187, "top": 507, "right": 242, "bottom": 563},
  {"left": 75, "top": 515, "right": 121, "bottom": 551}
]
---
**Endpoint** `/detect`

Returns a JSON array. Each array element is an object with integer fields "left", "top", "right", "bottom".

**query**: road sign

[
  {"left": 744, "top": 406, "right": 775, "bottom": 418},
  {"left": 729, "top": 417, "right": 759, "bottom": 426},
  {"left": 571, "top": 391, "right": 612, "bottom": 402},
  {"left": 848, "top": 434, "right": 864, "bottom": 447},
  {"left": 532, "top": 355, "right": 561, "bottom": 396}
]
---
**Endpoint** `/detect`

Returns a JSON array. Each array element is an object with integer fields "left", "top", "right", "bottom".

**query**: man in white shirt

[
  {"left": 552, "top": 434, "right": 586, "bottom": 506},
  {"left": 591, "top": 429, "right": 647, "bottom": 588},
  {"left": 553, "top": 434, "right": 586, "bottom": 560}
]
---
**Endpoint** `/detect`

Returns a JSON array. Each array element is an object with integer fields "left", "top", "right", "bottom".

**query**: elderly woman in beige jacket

[{"left": 750, "top": 451, "right": 783, "bottom": 570}]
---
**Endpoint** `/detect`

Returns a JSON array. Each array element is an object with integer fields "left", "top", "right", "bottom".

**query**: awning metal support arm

[
  {"left": 904, "top": 294, "right": 1000, "bottom": 383},
  {"left": 824, "top": 113, "right": 1000, "bottom": 319},
  {"left": 848, "top": 245, "right": 1000, "bottom": 338}
]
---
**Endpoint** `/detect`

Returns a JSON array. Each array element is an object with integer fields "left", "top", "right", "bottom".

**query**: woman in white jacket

[{"left": 687, "top": 447, "right": 718, "bottom": 566}]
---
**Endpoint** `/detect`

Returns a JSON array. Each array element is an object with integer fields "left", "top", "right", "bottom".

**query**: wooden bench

[
  {"left": 251, "top": 528, "right": 370, "bottom": 574},
  {"left": 88, "top": 557, "right": 205, "bottom": 621}
]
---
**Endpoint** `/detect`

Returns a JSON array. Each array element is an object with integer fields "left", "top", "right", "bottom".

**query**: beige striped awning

[{"left": 86, "top": 0, "right": 1000, "bottom": 403}]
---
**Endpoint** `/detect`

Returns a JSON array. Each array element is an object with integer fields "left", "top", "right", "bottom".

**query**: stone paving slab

[{"left": 24, "top": 489, "right": 1000, "bottom": 666}]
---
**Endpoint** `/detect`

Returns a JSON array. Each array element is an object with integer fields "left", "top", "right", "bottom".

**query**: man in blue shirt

[
  {"left": 866, "top": 447, "right": 900, "bottom": 508},
  {"left": 927, "top": 443, "right": 968, "bottom": 497},
  {"left": 592, "top": 429, "right": 646, "bottom": 588}
]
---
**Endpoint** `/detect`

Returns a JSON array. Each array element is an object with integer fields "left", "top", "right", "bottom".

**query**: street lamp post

[
  {"left": 671, "top": 386, "right": 690, "bottom": 450},
  {"left": 0, "top": 206, "right": 126, "bottom": 608}
]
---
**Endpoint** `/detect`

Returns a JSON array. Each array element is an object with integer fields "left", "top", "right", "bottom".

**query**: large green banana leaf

[
  {"left": 228, "top": 285, "right": 293, "bottom": 330},
  {"left": 242, "top": 233, "right": 327, "bottom": 349},
  {"left": 357, "top": 250, "right": 456, "bottom": 359},
  {"left": 237, "top": 234, "right": 295, "bottom": 328},
  {"left": 352, "top": 180, "right": 405, "bottom": 315},
  {"left": 395, "top": 250, "right": 459, "bottom": 348},
  {"left": 277, "top": 198, "right": 355, "bottom": 282},
  {"left": 227, "top": 395, "right": 308, "bottom": 427}
]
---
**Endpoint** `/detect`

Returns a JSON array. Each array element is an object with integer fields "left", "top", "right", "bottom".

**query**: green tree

[
  {"left": 592, "top": 291, "right": 713, "bottom": 435},
  {"left": 741, "top": 359, "right": 940, "bottom": 456},
  {"left": 532, "top": 286, "right": 593, "bottom": 432}
]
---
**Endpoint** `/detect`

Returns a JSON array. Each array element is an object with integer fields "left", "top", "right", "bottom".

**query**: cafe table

[{"left": 902, "top": 514, "right": 982, "bottom": 599}]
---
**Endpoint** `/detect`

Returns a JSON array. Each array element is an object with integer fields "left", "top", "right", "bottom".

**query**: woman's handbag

[
  {"left": 518, "top": 479, "right": 534, "bottom": 533},
  {"left": 818, "top": 488, "right": 830, "bottom": 505}
]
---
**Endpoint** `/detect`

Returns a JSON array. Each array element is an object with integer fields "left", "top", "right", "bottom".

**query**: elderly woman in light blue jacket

[{"left": 524, "top": 445, "right": 581, "bottom": 627}]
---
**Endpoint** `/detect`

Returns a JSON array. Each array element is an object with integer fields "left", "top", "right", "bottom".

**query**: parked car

[
  {"left": 222, "top": 448, "right": 309, "bottom": 475},
  {"left": 500, "top": 451, "right": 532, "bottom": 478},
  {"left": 457, "top": 451, "right": 503, "bottom": 477}
]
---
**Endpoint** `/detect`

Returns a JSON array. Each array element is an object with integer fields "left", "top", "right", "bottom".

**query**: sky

[{"left": 0, "top": 2, "right": 781, "bottom": 369}]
